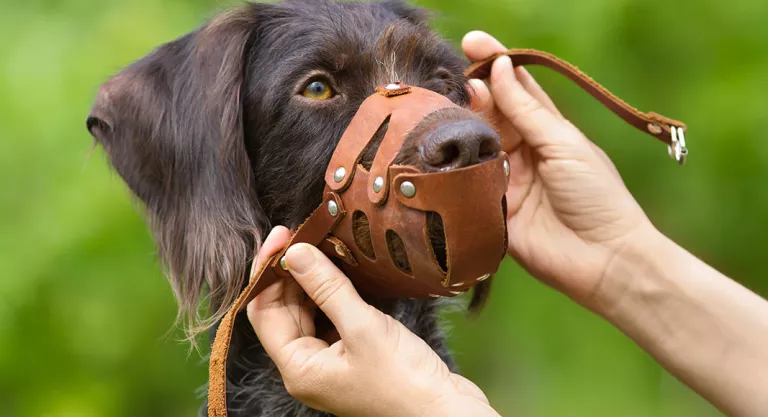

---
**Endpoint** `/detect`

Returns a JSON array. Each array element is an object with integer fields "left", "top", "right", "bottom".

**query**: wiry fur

[{"left": 87, "top": 1, "right": 494, "bottom": 415}]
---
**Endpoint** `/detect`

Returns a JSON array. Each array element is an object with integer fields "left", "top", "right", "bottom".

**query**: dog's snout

[{"left": 419, "top": 120, "right": 501, "bottom": 171}]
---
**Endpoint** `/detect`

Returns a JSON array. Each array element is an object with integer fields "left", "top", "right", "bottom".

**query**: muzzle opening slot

[
  {"left": 352, "top": 210, "right": 376, "bottom": 260},
  {"left": 385, "top": 230, "right": 411, "bottom": 274},
  {"left": 426, "top": 211, "right": 448, "bottom": 274},
  {"left": 360, "top": 115, "right": 391, "bottom": 170},
  {"left": 501, "top": 195, "right": 508, "bottom": 259}
]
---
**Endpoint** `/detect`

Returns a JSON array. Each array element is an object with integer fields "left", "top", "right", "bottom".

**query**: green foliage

[{"left": 1, "top": 0, "right": 765, "bottom": 415}]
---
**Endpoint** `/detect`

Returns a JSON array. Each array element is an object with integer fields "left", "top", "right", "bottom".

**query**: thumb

[{"left": 284, "top": 243, "right": 374, "bottom": 341}]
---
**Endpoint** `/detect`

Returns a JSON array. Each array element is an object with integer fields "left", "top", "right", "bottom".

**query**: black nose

[{"left": 419, "top": 119, "right": 502, "bottom": 171}]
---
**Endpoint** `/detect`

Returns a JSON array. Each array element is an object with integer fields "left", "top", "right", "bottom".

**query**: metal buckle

[{"left": 668, "top": 126, "right": 688, "bottom": 165}]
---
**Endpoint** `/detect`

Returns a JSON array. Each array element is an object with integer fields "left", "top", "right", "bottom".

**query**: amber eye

[{"left": 302, "top": 79, "right": 334, "bottom": 100}]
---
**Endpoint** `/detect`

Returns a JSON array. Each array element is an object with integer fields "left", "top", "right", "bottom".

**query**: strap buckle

[{"left": 668, "top": 126, "right": 688, "bottom": 165}]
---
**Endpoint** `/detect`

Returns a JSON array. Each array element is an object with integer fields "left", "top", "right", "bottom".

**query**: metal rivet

[
  {"left": 280, "top": 256, "right": 287, "bottom": 270},
  {"left": 334, "top": 245, "right": 345, "bottom": 257},
  {"left": 503, "top": 160, "right": 510, "bottom": 177},
  {"left": 372, "top": 176, "right": 384, "bottom": 193},
  {"left": 327, "top": 200, "right": 339, "bottom": 217},
  {"left": 400, "top": 181, "right": 416, "bottom": 198},
  {"left": 333, "top": 167, "right": 346, "bottom": 183},
  {"left": 477, "top": 273, "right": 491, "bottom": 282},
  {"left": 647, "top": 123, "right": 663, "bottom": 135}
]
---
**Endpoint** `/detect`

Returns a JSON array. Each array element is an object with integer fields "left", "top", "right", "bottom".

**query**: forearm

[{"left": 596, "top": 227, "right": 768, "bottom": 416}]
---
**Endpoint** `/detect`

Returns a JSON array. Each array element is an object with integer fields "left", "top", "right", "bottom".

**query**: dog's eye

[{"left": 302, "top": 79, "right": 334, "bottom": 100}]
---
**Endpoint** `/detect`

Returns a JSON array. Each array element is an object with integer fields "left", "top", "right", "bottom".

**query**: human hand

[
  {"left": 247, "top": 227, "right": 499, "bottom": 417},
  {"left": 462, "top": 31, "right": 658, "bottom": 311}
]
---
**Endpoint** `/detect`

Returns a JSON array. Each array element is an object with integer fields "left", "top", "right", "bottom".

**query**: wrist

[{"left": 589, "top": 223, "right": 674, "bottom": 321}]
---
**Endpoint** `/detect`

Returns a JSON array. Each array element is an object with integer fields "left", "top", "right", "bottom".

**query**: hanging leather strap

[
  {"left": 208, "top": 191, "right": 345, "bottom": 417},
  {"left": 464, "top": 48, "right": 687, "bottom": 151}
]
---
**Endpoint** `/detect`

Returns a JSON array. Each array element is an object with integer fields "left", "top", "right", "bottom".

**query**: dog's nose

[{"left": 419, "top": 119, "right": 502, "bottom": 171}]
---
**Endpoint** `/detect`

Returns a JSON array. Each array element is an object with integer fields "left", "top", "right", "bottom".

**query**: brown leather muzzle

[
  {"left": 321, "top": 83, "right": 508, "bottom": 298},
  {"left": 207, "top": 49, "right": 688, "bottom": 417}
]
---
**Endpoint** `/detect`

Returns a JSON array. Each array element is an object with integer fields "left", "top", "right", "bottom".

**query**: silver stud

[
  {"left": 334, "top": 245, "right": 345, "bottom": 257},
  {"left": 400, "top": 181, "right": 416, "bottom": 198},
  {"left": 503, "top": 160, "right": 510, "bottom": 177},
  {"left": 372, "top": 176, "right": 384, "bottom": 193},
  {"left": 279, "top": 256, "right": 287, "bottom": 270},
  {"left": 333, "top": 167, "right": 346, "bottom": 183},
  {"left": 477, "top": 273, "right": 491, "bottom": 282},
  {"left": 327, "top": 200, "right": 339, "bottom": 217},
  {"left": 647, "top": 123, "right": 663, "bottom": 135}
]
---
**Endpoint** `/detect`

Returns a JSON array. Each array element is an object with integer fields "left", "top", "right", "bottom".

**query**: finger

[
  {"left": 462, "top": 31, "right": 563, "bottom": 120},
  {"left": 467, "top": 78, "right": 493, "bottom": 116},
  {"left": 515, "top": 66, "right": 564, "bottom": 119},
  {"left": 462, "top": 31, "right": 561, "bottom": 120},
  {"left": 248, "top": 226, "right": 292, "bottom": 307},
  {"left": 248, "top": 227, "right": 309, "bottom": 365},
  {"left": 284, "top": 243, "right": 374, "bottom": 340},
  {"left": 469, "top": 78, "right": 526, "bottom": 154},
  {"left": 250, "top": 226, "right": 292, "bottom": 282},
  {"left": 249, "top": 278, "right": 319, "bottom": 369},
  {"left": 462, "top": 30, "right": 507, "bottom": 62},
  {"left": 489, "top": 55, "right": 577, "bottom": 151},
  {"left": 504, "top": 146, "right": 534, "bottom": 218}
]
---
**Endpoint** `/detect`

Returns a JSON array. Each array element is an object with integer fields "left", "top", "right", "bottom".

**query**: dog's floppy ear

[{"left": 87, "top": 5, "right": 271, "bottom": 340}]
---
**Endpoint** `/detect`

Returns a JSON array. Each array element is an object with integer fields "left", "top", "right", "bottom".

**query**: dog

[{"left": 87, "top": 1, "right": 502, "bottom": 415}]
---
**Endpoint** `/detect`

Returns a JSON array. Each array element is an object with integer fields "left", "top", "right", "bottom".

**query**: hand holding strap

[
  {"left": 208, "top": 191, "right": 345, "bottom": 417},
  {"left": 464, "top": 48, "right": 688, "bottom": 164}
]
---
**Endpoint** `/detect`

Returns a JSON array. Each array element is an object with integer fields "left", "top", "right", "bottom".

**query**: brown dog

[{"left": 87, "top": 1, "right": 501, "bottom": 415}]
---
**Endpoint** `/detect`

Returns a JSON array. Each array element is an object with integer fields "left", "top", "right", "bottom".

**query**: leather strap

[
  {"left": 464, "top": 48, "right": 687, "bottom": 147},
  {"left": 207, "top": 190, "right": 345, "bottom": 417}
]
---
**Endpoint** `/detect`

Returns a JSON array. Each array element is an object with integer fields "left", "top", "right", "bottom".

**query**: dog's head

[{"left": 87, "top": 0, "right": 501, "bottom": 339}]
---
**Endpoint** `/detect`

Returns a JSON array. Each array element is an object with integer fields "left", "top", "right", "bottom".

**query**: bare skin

[{"left": 248, "top": 31, "right": 768, "bottom": 417}]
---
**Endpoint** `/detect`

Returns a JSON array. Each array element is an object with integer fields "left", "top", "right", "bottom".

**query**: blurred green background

[{"left": 1, "top": 0, "right": 766, "bottom": 416}]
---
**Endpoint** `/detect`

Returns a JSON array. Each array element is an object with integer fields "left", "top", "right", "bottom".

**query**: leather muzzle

[{"left": 320, "top": 83, "right": 508, "bottom": 298}]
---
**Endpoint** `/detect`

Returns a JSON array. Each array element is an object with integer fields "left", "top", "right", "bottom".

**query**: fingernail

[
  {"left": 495, "top": 55, "right": 513, "bottom": 68},
  {"left": 468, "top": 78, "right": 484, "bottom": 91},
  {"left": 263, "top": 227, "right": 280, "bottom": 242},
  {"left": 492, "top": 56, "right": 515, "bottom": 81},
  {"left": 285, "top": 244, "right": 316, "bottom": 274}
]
